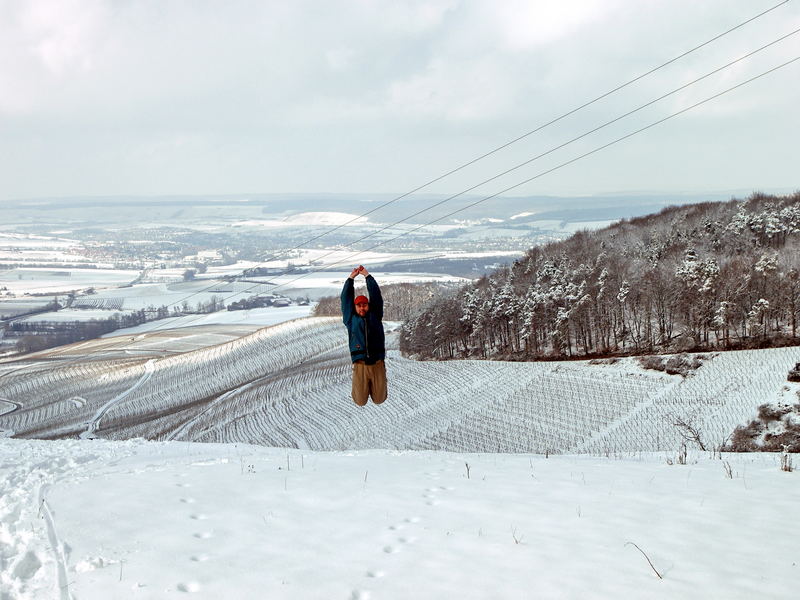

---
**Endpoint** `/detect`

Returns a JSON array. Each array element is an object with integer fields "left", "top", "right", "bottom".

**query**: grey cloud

[{"left": 0, "top": 0, "right": 798, "bottom": 200}]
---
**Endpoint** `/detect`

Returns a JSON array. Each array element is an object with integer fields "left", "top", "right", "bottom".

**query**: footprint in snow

[
  {"left": 366, "top": 570, "right": 385, "bottom": 578},
  {"left": 192, "top": 532, "right": 213, "bottom": 539},
  {"left": 382, "top": 545, "right": 399, "bottom": 554},
  {"left": 404, "top": 517, "right": 420, "bottom": 524},
  {"left": 350, "top": 591, "right": 371, "bottom": 600},
  {"left": 189, "top": 554, "right": 210, "bottom": 562},
  {"left": 180, "top": 498, "right": 196, "bottom": 504},
  {"left": 177, "top": 581, "right": 201, "bottom": 593},
  {"left": 397, "top": 536, "right": 415, "bottom": 545},
  {"left": 189, "top": 514, "right": 208, "bottom": 521}
]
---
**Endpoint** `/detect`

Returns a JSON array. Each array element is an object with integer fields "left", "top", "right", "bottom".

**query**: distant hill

[
  {"left": 401, "top": 191, "right": 800, "bottom": 360},
  {"left": 1, "top": 191, "right": 737, "bottom": 227}
]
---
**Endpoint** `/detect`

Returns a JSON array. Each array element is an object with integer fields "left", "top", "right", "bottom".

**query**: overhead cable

[
  {"left": 2, "top": 4, "right": 794, "bottom": 372},
  {"left": 268, "top": 54, "right": 800, "bottom": 292},
  {"left": 86, "top": 1, "right": 792, "bottom": 325}
]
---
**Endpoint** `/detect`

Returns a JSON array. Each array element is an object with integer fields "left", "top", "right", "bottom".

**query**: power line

[
  {"left": 269, "top": 54, "right": 800, "bottom": 291},
  {"left": 271, "top": 26, "right": 800, "bottom": 268},
  {"left": 140, "top": 15, "right": 800, "bottom": 320},
  {"left": 1, "top": 4, "right": 794, "bottom": 374},
  {"left": 42, "top": 39, "right": 800, "bottom": 347},
  {"left": 189, "top": 29, "right": 800, "bottom": 304},
  {"left": 273, "top": 0, "right": 792, "bottom": 249},
  {"left": 61, "top": 45, "right": 781, "bottom": 352},
  {"left": 141, "top": 0, "right": 792, "bottom": 317}
]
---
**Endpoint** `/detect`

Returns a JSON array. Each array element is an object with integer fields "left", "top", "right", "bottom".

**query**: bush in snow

[
  {"left": 637, "top": 353, "right": 707, "bottom": 377},
  {"left": 588, "top": 357, "right": 620, "bottom": 365},
  {"left": 728, "top": 401, "right": 800, "bottom": 453},
  {"left": 637, "top": 355, "right": 666, "bottom": 372}
]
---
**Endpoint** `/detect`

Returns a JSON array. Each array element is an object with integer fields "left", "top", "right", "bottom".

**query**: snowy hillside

[
  {"left": 1, "top": 438, "right": 796, "bottom": 600},
  {"left": 1, "top": 317, "right": 797, "bottom": 453}
]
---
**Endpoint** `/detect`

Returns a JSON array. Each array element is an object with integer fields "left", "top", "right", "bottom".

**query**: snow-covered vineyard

[{"left": 1, "top": 317, "right": 797, "bottom": 453}]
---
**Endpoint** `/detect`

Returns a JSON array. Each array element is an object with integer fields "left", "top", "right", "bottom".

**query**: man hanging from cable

[{"left": 341, "top": 265, "right": 387, "bottom": 406}]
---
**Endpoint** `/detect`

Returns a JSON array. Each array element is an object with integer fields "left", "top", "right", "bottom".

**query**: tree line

[
  {"left": 10, "top": 310, "right": 150, "bottom": 353},
  {"left": 401, "top": 192, "right": 800, "bottom": 360},
  {"left": 8, "top": 296, "right": 227, "bottom": 355}
]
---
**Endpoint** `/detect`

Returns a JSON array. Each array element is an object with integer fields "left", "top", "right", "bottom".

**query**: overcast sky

[{"left": 1, "top": 0, "right": 798, "bottom": 202}]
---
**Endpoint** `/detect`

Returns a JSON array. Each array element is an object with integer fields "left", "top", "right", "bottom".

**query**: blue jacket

[{"left": 341, "top": 275, "right": 385, "bottom": 364}]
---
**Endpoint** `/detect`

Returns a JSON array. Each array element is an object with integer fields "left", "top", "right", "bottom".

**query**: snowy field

[
  {"left": 13, "top": 308, "right": 130, "bottom": 323},
  {"left": 0, "top": 268, "right": 139, "bottom": 295},
  {"left": 239, "top": 247, "right": 521, "bottom": 271},
  {"left": 103, "top": 304, "right": 315, "bottom": 336},
  {"left": 0, "top": 298, "right": 59, "bottom": 319},
  {"left": 7, "top": 305, "right": 301, "bottom": 330},
  {"left": 0, "top": 438, "right": 795, "bottom": 599},
  {"left": 70, "top": 280, "right": 276, "bottom": 311},
  {"left": 0, "top": 250, "right": 92, "bottom": 264},
  {"left": 0, "top": 233, "right": 78, "bottom": 248},
  {"left": 260, "top": 271, "right": 467, "bottom": 300},
  {"left": 4, "top": 270, "right": 465, "bottom": 325}
]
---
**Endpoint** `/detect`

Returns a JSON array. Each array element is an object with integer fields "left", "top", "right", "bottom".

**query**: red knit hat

[{"left": 354, "top": 295, "right": 369, "bottom": 305}]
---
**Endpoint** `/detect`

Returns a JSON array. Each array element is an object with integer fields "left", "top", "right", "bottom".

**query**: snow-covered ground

[
  {"left": 5, "top": 270, "right": 465, "bottom": 323},
  {"left": 233, "top": 211, "right": 369, "bottom": 227},
  {"left": 261, "top": 271, "right": 467, "bottom": 300},
  {"left": 0, "top": 250, "right": 93, "bottom": 264},
  {"left": 13, "top": 308, "right": 130, "bottom": 323},
  {"left": 2, "top": 315, "right": 798, "bottom": 598},
  {"left": 102, "top": 304, "right": 315, "bottom": 336},
  {"left": 0, "top": 298, "right": 58, "bottom": 319},
  {"left": 0, "top": 438, "right": 795, "bottom": 600},
  {"left": 70, "top": 280, "right": 276, "bottom": 311},
  {"left": 0, "top": 233, "right": 79, "bottom": 250},
  {"left": 0, "top": 268, "right": 139, "bottom": 295}
]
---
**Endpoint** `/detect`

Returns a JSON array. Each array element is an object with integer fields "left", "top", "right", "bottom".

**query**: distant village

[{"left": 0, "top": 242, "right": 306, "bottom": 356}]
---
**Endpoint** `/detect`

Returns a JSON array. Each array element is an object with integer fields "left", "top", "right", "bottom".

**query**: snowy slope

[
  {"left": 1, "top": 317, "right": 798, "bottom": 453},
  {"left": 2, "top": 318, "right": 799, "bottom": 599},
  {"left": 0, "top": 438, "right": 796, "bottom": 600}
]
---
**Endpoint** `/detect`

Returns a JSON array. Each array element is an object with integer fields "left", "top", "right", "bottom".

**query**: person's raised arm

[
  {"left": 341, "top": 272, "right": 357, "bottom": 324},
  {"left": 365, "top": 272, "right": 383, "bottom": 321}
]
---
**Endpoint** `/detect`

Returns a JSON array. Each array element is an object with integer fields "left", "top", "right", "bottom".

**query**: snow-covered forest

[{"left": 401, "top": 192, "right": 800, "bottom": 360}]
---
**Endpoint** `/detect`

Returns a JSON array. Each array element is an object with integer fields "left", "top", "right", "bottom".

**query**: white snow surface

[
  {"left": 0, "top": 438, "right": 796, "bottom": 600},
  {"left": 232, "top": 211, "right": 368, "bottom": 228},
  {"left": 102, "top": 304, "right": 315, "bottom": 336},
  {"left": 0, "top": 233, "right": 78, "bottom": 249},
  {"left": 14, "top": 308, "right": 130, "bottom": 323},
  {"left": 2, "top": 316, "right": 800, "bottom": 598},
  {"left": 0, "top": 268, "right": 139, "bottom": 295}
]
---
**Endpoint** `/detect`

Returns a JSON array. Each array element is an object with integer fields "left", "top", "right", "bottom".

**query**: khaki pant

[{"left": 351, "top": 360, "right": 387, "bottom": 406}]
